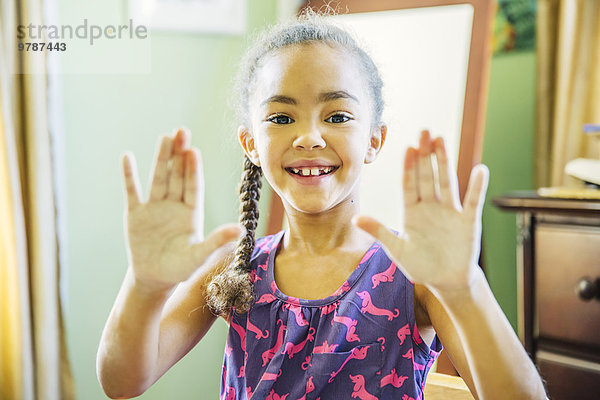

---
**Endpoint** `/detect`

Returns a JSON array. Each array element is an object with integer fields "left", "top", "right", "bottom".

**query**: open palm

[
  {"left": 122, "top": 128, "right": 241, "bottom": 289},
  {"left": 354, "top": 130, "right": 488, "bottom": 292}
]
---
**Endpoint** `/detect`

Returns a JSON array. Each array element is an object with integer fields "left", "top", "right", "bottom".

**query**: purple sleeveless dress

[{"left": 220, "top": 231, "right": 442, "bottom": 400}]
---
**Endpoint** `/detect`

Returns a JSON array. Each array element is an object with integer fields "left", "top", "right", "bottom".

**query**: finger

[
  {"left": 463, "top": 164, "right": 489, "bottom": 216},
  {"left": 417, "top": 130, "right": 436, "bottom": 201},
  {"left": 433, "top": 137, "right": 460, "bottom": 208},
  {"left": 167, "top": 128, "right": 189, "bottom": 201},
  {"left": 122, "top": 152, "right": 142, "bottom": 210},
  {"left": 403, "top": 147, "right": 419, "bottom": 206},
  {"left": 191, "top": 223, "right": 245, "bottom": 266},
  {"left": 149, "top": 135, "right": 174, "bottom": 201},
  {"left": 184, "top": 148, "right": 203, "bottom": 208},
  {"left": 352, "top": 215, "right": 405, "bottom": 262}
]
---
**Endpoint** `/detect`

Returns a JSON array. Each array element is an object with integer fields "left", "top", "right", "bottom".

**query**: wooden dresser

[{"left": 493, "top": 192, "right": 600, "bottom": 399}]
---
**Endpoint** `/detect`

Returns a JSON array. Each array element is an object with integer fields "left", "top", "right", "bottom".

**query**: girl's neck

[{"left": 280, "top": 199, "right": 373, "bottom": 256}]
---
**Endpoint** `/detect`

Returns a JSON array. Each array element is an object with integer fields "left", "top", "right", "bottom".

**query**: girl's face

[{"left": 240, "top": 42, "right": 385, "bottom": 216}]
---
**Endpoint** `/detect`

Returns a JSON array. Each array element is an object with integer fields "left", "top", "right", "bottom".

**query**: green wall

[
  {"left": 59, "top": 1, "right": 276, "bottom": 399},
  {"left": 482, "top": 50, "right": 536, "bottom": 330}
]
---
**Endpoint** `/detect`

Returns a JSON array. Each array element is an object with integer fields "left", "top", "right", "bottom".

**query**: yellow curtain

[
  {"left": 0, "top": 0, "right": 74, "bottom": 398},
  {"left": 536, "top": 0, "right": 600, "bottom": 187},
  {"left": 0, "top": 93, "right": 27, "bottom": 400},
  {"left": 0, "top": 2, "right": 33, "bottom": 398}
]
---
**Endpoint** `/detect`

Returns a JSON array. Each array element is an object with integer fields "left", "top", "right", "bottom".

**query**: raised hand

[
  {"left": 122, "top": 128, "right": 242, "bottom": 289},
  {"left": 353, "top": 130, "right": 489, "bottom": 293}
]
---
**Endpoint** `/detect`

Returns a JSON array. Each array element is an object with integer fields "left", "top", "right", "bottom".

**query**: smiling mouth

[{"left": 285, "top": 166, "right": 339, "bottom": 177}]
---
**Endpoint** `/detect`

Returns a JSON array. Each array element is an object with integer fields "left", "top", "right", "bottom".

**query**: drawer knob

[{"left": 575, "top": 277, "right": 600, "bottom": 301}]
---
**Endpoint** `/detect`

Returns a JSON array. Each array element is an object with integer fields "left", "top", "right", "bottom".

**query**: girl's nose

[{"left": 292, "top": 125, "right": 326, "bottom": 150}]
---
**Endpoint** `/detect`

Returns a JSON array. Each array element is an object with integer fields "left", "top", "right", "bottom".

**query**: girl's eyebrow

[
  {"left": 261, "top": 95, "right": 296, "bottom": 106},
  {"left": 318, "top": 90, "right": 359, "bottom": 104},
  {"left": 260, "top": 91, "right": 359, "bottom": 107}
]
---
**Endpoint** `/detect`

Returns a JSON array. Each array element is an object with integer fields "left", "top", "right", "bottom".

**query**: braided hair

[{"left": 206, "top": 156, "right": 262, "bottom": 315}]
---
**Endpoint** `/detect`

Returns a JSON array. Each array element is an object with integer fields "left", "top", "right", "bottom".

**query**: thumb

[
  {"left": 191, "top": 223, "right": 245, "bottom": 265},
  {"left": 352, "top": 215, "right": 405, "bottom": 261}
]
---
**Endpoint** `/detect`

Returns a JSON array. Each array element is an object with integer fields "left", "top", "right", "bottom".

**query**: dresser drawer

[
  {"left": 535, "top": 225, "right": 600, "bottom": 348},
  {"left": 537, "top": 351, "right": 600, "bottom": 399}
]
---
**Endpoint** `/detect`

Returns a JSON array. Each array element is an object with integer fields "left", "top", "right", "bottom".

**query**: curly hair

[{"left": 206, "top": 9, "right": 384, "bottom": 316}]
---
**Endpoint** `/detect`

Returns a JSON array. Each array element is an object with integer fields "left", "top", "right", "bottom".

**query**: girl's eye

[
  {"left": 268, "top": 115, "right": 294, "bottom": 124},
  {"left": 325, "top": 113, "right": 351, "bottom": 124}
]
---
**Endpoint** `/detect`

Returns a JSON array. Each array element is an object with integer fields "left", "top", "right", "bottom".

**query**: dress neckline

[{"left": 266, "top": 230, "right": 381, "bottom": 307}]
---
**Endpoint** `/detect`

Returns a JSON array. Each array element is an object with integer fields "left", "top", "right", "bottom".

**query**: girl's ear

[
  {"left": 364, "top": 124, "right": 387, "bottom": 164},
  {"left": 238, "top": 125, "right": 261, "bottom": 167}
]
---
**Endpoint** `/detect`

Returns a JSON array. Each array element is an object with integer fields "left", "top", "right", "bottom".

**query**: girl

[{"left": 97, "top": 12, "right": 547, "bottom": 400}]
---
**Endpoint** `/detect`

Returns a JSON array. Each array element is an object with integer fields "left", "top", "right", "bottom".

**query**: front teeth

[{"left": 291, "top": 167, "right": 335, "bottom": 176}]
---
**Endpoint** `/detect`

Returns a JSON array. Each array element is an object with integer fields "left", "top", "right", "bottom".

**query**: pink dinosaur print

[
  {"left": 301, "top": 356, "right": 311, "bottom": 370},
  {"left": 270, "top": 237, "right": 280, "bottom": 251},
  {"left": 356, "top": 291, "right": 400, "bottom": 321},
  {"left": 224, "top": 386, "right": 235, "bottom": 400},
  {"left": 371, "top": 261, "right": 397, "bottom": 288},
  {"left": 359, "top": 246, "right": 380, "bottom": 266},
  {"left": 237, "top": 353, "right": 248, "bottom": 378},
  {"left": 222, "top": 235, "right": 444, "bottom": 398},
  {"left": 256, "top": 236, "right": 275, "bottom": 252},
  {"left": 249, "top": 269, "right": 262, "bottom": 283},
  {"left": 328, "top": 346, "right": 369, "bottom": 383},
  {"left": 313, "top": 340, "right": 339, "bottom": 353},
  {"left": 230, "top": 318, "right": 247, "bottom": 351},
  {"left": 257, "top": 293, "right": 278, "bottom": 304},
  {"left": 261, "top": 369, "right": 282, "bottom": 380},
  {"left": 380, "top": 369, "right": 409, "bottom": 388},
  {"left": 247, "top": 317, "right": 269, "bottom": 339},
  {"left": 283, "top": 327, "right": 316, "bottom": 359},
  {"left": 283, "top": 303, "right": 309, "bottom": 326},
  {"left": 319, "top": 301, "right": 338, "bottom": 317},
  {"left": 377, "top": 337, "right": 385, "bottom": 351},
  {"left": 397, "top": 323, "right": 410, "bottom": 345},
  {"left": 332, "top": 314, "right": 360, "bottom": 342},
  {"left": 296, "top": 376, "right": 315, "bottom": 400},
  {"left": 332, "top": 281, "right": 351, "bottom": 297},
  {"left": 265, "top": 389, "right": 289, "bottom": 400},
  {"left": 287, "top": 296, "right": 301, "bottom": 305},
  {"left": 261, "top": 319, "right": 286, "bottom": 366},
  {"left": 349, "top": 374, "right": 379, "bottom": 400},
  {"left": 412, "top": 322, "right": 423, "bottom": 344}
]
